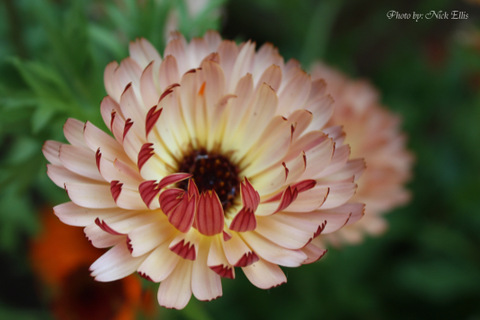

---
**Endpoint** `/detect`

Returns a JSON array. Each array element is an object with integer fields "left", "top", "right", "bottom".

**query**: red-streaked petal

[
  {"left": 137, "top": 143, "right": 155, "bottom": 171},
  {"left": 139, "top": 173, "right": 192, "bottom": 208},
  {"left": 123, "top": 118, "right": 134, "bottom": 141},
  {"left": 274, "top": 186, "right": 298, "bottom": 213},
  {"left": 139, "top": 180, "right": 160, "bottom": 208},
  {"left": 196, "top": 191, "right": 224, "bottom": 236},
  {"left": 222, "top": 233, "right": 257, "bottom": 267},
  {"left": 207, "top": 236, "right": 235, "bottom": 279},
  {"left": 234, "top": 251, "right": 259, "bottom": 267},
  {"left": 159, "top": 188, "right": 196, "bottom": 233},
  {"left": 95, "top": 217, "right": 124, "bottom": 236},
  {"left": 110, "top": 180, "right": 123, "bottom": 202},
  {"left": 145, "top": 105, "right": 163, "bottom": 138},
  {"left": 240, "top": 178, "right": 260, "bottom": 211},
  {"left": 229, "top": 208, "right": 256, "bottom": 232},
  {"left": 209, "top": 265, "right": 234, "bottom": 279},
  {"left": 158, "top": 173, "right": 192, "bottom": 190},
  {"left": 169, "top": 239, "right": 196, "bottom": 260},
  {"left": 84, "top": 223, "right": 123, "bottom": 248}
]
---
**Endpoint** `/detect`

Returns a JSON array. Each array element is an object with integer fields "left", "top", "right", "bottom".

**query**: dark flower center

[{"left": 177, "top": 149, "right": 240, "bottom": 211}]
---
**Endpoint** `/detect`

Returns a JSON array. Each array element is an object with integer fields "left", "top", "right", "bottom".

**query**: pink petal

[
  {"left": 191, "top": 240, "right": 222, "bottom": 301},
  {"left": 256, "top": 64, "right": 282, "bottom": 92},
  {"left": 128, "top": 219, "right": 176, "bottom": 257},
  {"left": 65, "top": 182, "right": 117, "bottom": 209},
  {"left": 59, "top": 145, "right": 103, "bottom": 181},
  {"left": 301, "top": 242, "right": 327, "bottom": 264},
  {"left": 255, "top": 213, "right": 318, "bottom": 250},
  {"left": 240, "top": 232, "right": 307, "bottom": 267},
  {"left": 129, "top": 38, "right": 161, "bottom": 69},
  {"left": 83, "top": 121, "right": 128, "bottom": 163},
  {"left": 222, "top": 233, "right": 257, "bottom": 267},
  {"left": 84, "top": 223, "right": 123, "bottom": 248},
  {"left": 207, "top": 236, "right": 235, "bottom": 279},
  {"left": 158, "top": 55, "right": 180, "bottom": 90},
  {"left": 157, "top": 260, "right": 193, "bottom": 309},
  {"left": 277, "top": 69, "right": 311, "bottom": 114},
  {"left": 53, "top": 201, "right": 119, "bottom": 227},
  {"left": 47, "top": 164, "right": 97, "bottom": 188},
  {"left": 42, "top": 140, "right": 62, "bottom": 166},
  {"left": 90, "top": 242, "right": 144, "bottom": 282},
  {"left": 63, "top": 118, "right": 86, "bottom": 147},
  {"left": 137, "top": 242, "right": 180, "bottom": 282},
  {"left": 242, "top": 259, "right": 286, "bottom": 289}
]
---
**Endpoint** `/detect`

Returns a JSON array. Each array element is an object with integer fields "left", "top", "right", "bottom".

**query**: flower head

[
  {"left": 310, "top": 64, "right": 413, "bottom": 245},
  {"left": 43, "top": 31, "right": 364, "bottom": 309}
]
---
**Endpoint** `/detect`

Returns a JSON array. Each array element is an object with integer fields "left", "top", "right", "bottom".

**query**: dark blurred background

[{"left": 1, "top": 0, "right": 479, "bottom": 319}]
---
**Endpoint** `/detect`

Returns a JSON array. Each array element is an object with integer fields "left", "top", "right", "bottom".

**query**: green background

[{"left": 1, "top": 0, "right": 479, "bottom": 319}]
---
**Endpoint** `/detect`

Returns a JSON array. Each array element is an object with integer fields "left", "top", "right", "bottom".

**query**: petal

[
  {"left": 137, "top": 241, "right": 180, "bottom": 282},
  {"left": 242, "top": 259, "right": 286, "bottom": 289},
  {"left": 129, "top": 38, "right": 162, "bottom": 69},
  {"left": 207, "top": 235, "right": 235, "bottom": 279},
  {"left": 229, "top": 208, "right": 256, "bottom": 232},
  {"left": 42, "top": 140, "right": 62, "bottom": 166},
  {"left": 222, "top": 233, "right": 258, "bottom": 267},
  {"left": 63, "top": 118, "right": 86, "bottom": 147},
  {"left": 59, "top": 145, "right": 103, "bottom": 181},
  {"left": 241, "top": 116, "right": 292, "bottom": 177},
  {"left": 90, "top": 242, "right": 144, "bottom": 282},
  {"left": 277, "top": 69, "right": 311, "bottom": 115},
  {"left": 191, "top": 238, "right": 222, "bottom": 301},
  {"left": 65, "top": 182, "right": 117, "bottom": 209},
  {"left": 159, "top": 186, "right": 196, "bottom": 233},
  {"left": 83, "top": 121, "right": 128, "bottom": 163},
  {"left": 301, "top": 242, "right": 327, "bottom": 264},
  {"left": 255, "top": 212, "right": 319, "bottom": 250},
  {"left": 128, "top": 219, "right": 176, "bottom": 257},
  {"left": 240, "top": 232, "right": 307, "bottom": 267},
  {"left": 157, "top": 260, "right": 193, "bottom": 310},
  {"left": 47, "top": 164, "right": 98, "bottom": 188},
  {"left": 54, "top": 201, "right": 126, "bottom": 227},
  {"left": 318, "top": 181, "right": 357, "bottom": 209}
]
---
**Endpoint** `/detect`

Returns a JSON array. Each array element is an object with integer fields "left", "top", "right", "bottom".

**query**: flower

[
  {"left": 30, "top": 208, "right": 154, "bottom": 320},
  {"left": 310, "top": 64, "right": 413, "bottom": 245},
  {"left": 43, "top": 31, "right": 365, "bottom": 309}
]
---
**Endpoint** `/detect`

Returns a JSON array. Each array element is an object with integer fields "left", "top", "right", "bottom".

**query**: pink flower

[
  {"left": 310, "top": 64, "right": 413, "bottom": 245},
  {"left": 43, "top": 32, "right": 364, "bottom": 309}
]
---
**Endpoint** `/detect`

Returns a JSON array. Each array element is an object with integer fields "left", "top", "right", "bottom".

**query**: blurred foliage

[{"left": 1, "top": 0, "right": 479, "bottom": 319}]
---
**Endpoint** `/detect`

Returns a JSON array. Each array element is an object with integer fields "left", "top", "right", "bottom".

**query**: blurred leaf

[{"left": 0, "top": 188, "right": 38, "bottom": 252}]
